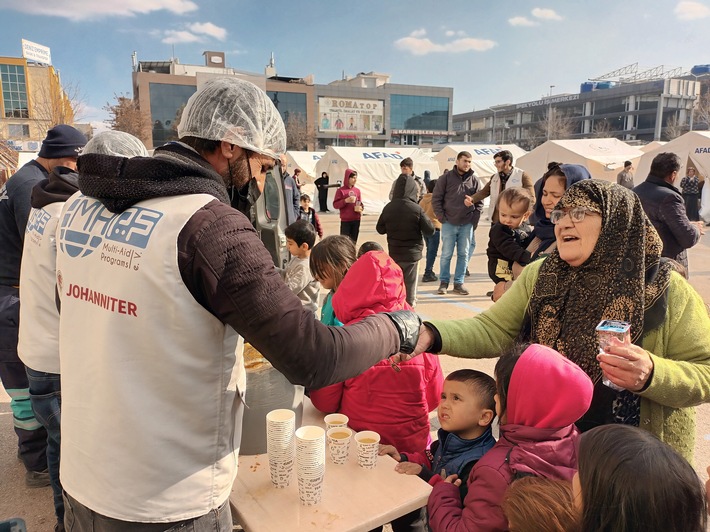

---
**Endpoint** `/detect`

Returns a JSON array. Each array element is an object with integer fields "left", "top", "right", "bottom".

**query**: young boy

[
  {"left": 298, "top": 194, "right": 323, "bottom": 238},
  {"left": 380, "top": 369, "right": 496, "bottom": 499},
  {"left": 486, "top": 187, "right": 534, "bottom": 288},
  {"left": 279, "top": 220, "right": 320, "bottom": 313}
]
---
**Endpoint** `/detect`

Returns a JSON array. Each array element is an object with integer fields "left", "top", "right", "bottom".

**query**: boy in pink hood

[
  {"left": 333, "top": 169, "right": 363, "bottom": 242},
  {"left": 309, "top": 251, "right": 443, "bottom": 453},
  {"left": 427, "top": 343, "right": 593, "bottom": 532}
]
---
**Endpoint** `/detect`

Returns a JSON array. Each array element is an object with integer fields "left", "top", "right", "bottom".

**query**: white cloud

[
  {"left": 508, "top": 16, "right": 538, "bottom": 26},
  {"left": 9, "top": 0, "right": 198, "bottom": 21},
  {"left": 674, "top": 1, "right": 710, "bottom": 20},
  {"left": 162, "top": 30, "right": 203, "bottom": 44},
  {"left": 410, "top": 28, "right": 427, "bottom": 38},
  {"left": 394, "top": 34, "right": 496, "bottom": 55},
  {"left": 532, "top": 7, "right": 563, "bottom": 20},
  {"left": 188, "top": 22, "right": 227, "bottom": 41}
]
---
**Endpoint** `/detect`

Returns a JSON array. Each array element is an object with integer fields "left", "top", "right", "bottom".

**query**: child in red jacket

[
  {"left": 309, "top": 250, "right": 443, "bottom": 455},
  {"left": 427, "top": 343, "right": 593, "bottom": 532}
]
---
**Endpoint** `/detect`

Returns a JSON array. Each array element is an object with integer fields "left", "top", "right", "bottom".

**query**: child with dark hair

[
  {"left": 486, "top": 187, "right": 534, "bottom": 288},
  {"left": 309, "top": 235, "right": 357, "bottom": 326},
  {"left": 502, "top": 477, "right": 577, "bottom": 532},
  {"left": 574, "top": 424, "right": 707, "bottom": 532},
  {"left": 427, "top": 343, "right": 593, "bottom": 532},
  {"left": 298, "top": 194, "right": 323, "bottom": 238},
  {"left": 279, "top": 220, "right": 319, "bottom": 313},
  {"left": 380, "top": 369, "right": 496, "bottom": 500},
  {"left": 357, "top": 241, "right": 384, "bottom": 258}
]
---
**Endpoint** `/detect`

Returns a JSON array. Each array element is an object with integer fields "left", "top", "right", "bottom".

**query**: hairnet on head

[
  {"left": 83, "top": 130, "right": 149, "bottom": 157},
  {"left": 177, "top": 77, "right": 286, "bottom": 160}
]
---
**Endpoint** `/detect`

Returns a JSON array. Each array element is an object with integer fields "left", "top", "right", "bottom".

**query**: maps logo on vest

[{"left": 59, "top": 195, "right": 163, "bottom": 258}]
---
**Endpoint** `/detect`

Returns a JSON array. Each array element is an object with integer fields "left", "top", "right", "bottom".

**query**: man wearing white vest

[
  {"left": 469, "top": 150, "right": 535, "bottom": 223},
  {"left": 55, "top": 77, "right": 420, "bottom": 531},
  {"left": 18, "top": 131, "right": 147, "bottom": 532}
]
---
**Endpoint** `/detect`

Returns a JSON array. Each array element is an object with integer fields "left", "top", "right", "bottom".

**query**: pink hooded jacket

[
  {"left": 309, "top": 251, "right": 443, "bottom": 453},
  {"left": 332, "top": 169, "right": 362, "bottom": 222},
  {"left": 427, "top": 344, "right": 593, "bottom": 532}
]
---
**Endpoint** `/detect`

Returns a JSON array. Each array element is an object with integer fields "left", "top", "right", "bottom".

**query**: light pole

[
  {"left": 547, "top": 85, "right": 556, "bottom": 141},
  {"left": 488, "top": 107, "right": 497, "bottom": 143}
]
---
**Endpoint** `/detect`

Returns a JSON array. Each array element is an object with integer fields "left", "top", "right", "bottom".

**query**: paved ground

[{"left": 3, "top": 210, "right": 710, "bottom": 529}]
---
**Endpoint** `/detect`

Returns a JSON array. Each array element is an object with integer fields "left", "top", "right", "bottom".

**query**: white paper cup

[
  {"left": 324, "top": 413, "right": 349, "bottom": 431},
  {"left": 297, "top": 475, "right": 324, "bottom": 506},
  {"left": 355, "top": 431, "right": 380, "bottom": 469},
  {"left": 326, "top": 427, "right": 352, "bottom": 465},
  {"left": 295, "top": 425, "right": 325, "bottom": 504},
  {"left": 266, "top": 409, "right": 296, "bottom": 488}
]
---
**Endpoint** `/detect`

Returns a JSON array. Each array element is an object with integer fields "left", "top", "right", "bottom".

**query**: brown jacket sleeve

[
  {"left": 470, "top": 179, "right": 491, "bottom": 204},
  {"left": 178, "top": 200, "right": 400, "bottom": 388}
]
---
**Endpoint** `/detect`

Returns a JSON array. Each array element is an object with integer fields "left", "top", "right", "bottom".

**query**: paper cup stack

[
  {"left": 266, "top": 409, "right": 296, "bottom": 488},
  {"left": 295, "top": 425, "right": 326, "bottom": 506},
  {"left": 355, "top": 430, "right": 380, "bottom": 469}
]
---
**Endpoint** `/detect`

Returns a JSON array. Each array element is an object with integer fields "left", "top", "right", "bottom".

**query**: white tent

[
  {"left": 517, "top": 138, "right": 644, "bottom": 182},
  {"left": 633, "top": 131, "right": 710, "bottom": 221},
  {"left": 433, "top": 144, "right": 527, "bottom": 182},
  {"left": 640, "top": 141, "right": 666, "bottom": 153},
  {"left": 314, "top": 147, "right": 440, "bottom": 214},
  {"left": 284, "top": 151, "right": 324, "bottom": 200}
]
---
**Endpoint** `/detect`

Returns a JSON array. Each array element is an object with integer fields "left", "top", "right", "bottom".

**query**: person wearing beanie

[
  {"left": 0, "top": 124, "right": 86, "bottom": 492},
  {"left": 54, "top": 76, "right": 419, "bottom": 530},
  {"left": 428, "top": 343, "right": 593, "bottom": 531}
]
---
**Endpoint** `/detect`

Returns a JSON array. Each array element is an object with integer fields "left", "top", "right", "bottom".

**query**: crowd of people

[{"left": 1, "top": 75, "right": 710, "bottom": 532}]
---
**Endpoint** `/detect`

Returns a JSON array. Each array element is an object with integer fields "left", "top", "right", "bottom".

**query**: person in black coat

[
  {"left": 376, "top": 174, "right": 435, "bottom": 306},
  {"left": 314, "top": 171, "right": 330, "bottom": 212}
]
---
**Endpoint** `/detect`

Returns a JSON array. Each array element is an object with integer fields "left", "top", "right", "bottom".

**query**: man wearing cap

[
  {"left": 0, "top": 124, "right": 86, "bottom": 491},
  {"left": 56, "top": 78, "right": 420, "bottom": 530}
]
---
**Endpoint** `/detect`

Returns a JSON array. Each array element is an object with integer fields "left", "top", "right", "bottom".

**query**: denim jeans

[
  {"left": 63, "top": 493, "right": 232, "bottom": 531},
  {"left": 423, "top": 229, "right": 440, "bottom": 275},
  {"left": 439, "top": 223, "right": 472, "bottom": 285},
  {"left": 466, "top": 226, "right": 477, "bottom": 269},
  {"left": 27, "top": 367, "right": 63, "bottom": 524}
]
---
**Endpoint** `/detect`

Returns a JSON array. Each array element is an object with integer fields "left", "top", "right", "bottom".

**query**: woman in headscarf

[
  {"left": 410, "top": 179, "right": 710, "bottom": 462},
  {"left": 492, "top": 163, "right": 591, "bottom": 301}
]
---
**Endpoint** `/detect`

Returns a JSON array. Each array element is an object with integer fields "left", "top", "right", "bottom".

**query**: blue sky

[{"left": 1, "top": 0, "right": 709, "bottom": 126}]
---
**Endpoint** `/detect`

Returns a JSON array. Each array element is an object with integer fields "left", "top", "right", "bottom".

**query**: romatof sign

[{"left": 318, "top": 97, "right": 384, "bottom": 134}]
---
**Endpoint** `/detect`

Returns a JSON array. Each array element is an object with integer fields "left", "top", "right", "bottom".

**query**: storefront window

[
  {"left": 149, "top": 83, "right": 197, "bottom": 148},
  {"left": 390, "top": 95, "right": 449, "bottom": 131}
]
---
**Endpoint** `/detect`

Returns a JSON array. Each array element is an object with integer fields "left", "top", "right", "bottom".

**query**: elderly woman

[
  {"left": 415, "top": 179, "right": 710, "bottom": 462},
  {"left": 493, "top": 164, "right": 591, "bottom": 301}
]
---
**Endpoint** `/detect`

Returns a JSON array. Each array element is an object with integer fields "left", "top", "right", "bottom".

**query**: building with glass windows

[
  {"left": 132, "top": 53, "right": 453, "bottom": 150},
  {"left": 453, "top": 75, "right": 706, "bottom": 150},
  {"left": 0, "top": 55, "right": 75, "bottom": 149}
]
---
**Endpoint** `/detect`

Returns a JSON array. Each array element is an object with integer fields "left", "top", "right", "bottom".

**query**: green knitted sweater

[{"left": 429, "top": 259, "right": 710, "bottom": 464}]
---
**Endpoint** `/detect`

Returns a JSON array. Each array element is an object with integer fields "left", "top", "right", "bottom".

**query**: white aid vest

[
  {"left": 56, "top": 192, "right": 245, "bottom": 522},
  {"left": 18, "top": 203, "right": 64, "bottom": 373},
  {"left": 488, "top": 166, "right": 525, "bottom": 219}
]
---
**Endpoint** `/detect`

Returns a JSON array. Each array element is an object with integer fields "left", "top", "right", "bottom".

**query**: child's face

[
  {"left": 498, "top": 199, "right": 530, "bottom": 230},
  {"left": 314, "top": 266, "right": 335, "bottom": 290},
  {"left": 300, "top": 199, "right": 311, "bottom": 210},
  {"left": 437, "top": 380, "right": 493, "bottom": 440},
  {"left": 286, "top": 238, "right": 308, "bottom": 258}
]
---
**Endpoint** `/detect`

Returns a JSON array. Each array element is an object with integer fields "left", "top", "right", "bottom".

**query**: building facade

[
  {"left": 132, "top": 52, "right": 454, "bottom": 150},
  {"left": 453, "top": 77, "right": 705, "bottom": 149},
  {"left": 0, "top": 55, "right": 75, "bottom": 151}
]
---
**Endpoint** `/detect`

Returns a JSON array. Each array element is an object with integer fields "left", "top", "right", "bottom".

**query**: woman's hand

[
  {"left": 378, "top": 444, "right": 401, "bottom": 462},
  {"left": 492, "top": 281, "right": 507, "bottom": 302},
  {"left": 395, "top": 462, "right": 422, "bottom": 475},
  {"left": 597, "top": 338, "right": 654, "bottom": 392},
  {"left": 389, "top": 324, "right": 433, "bottom": 364}
]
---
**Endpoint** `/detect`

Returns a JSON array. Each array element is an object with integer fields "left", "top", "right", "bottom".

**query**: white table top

[{"left": 230, "top": 399, "right": 432, "bottom": 532}]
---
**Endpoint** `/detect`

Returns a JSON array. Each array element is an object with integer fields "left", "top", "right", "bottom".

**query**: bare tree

[
  {"left": 103, "top": 93, "right": 151, "bottom": 144},
  {"left": 693, "top": 81, "right": 710, "bottom": 131},
  {"left": 536, "top": 108, "right": 575, "bottom": 142},
  {"left": 592, "top": 119, "right": 615, "bottom": 138},
  {"left": 284, "top": 113, "right": 315, "bottom": 151},
  {"left": 0, "top": 137, "right": 19, "bottom": 184},
  {"left": 31, "top": 79, "right": 84, "bottom": 132},
  {"left": 663, "top": 114, "right": 687, "bottom": 140}
]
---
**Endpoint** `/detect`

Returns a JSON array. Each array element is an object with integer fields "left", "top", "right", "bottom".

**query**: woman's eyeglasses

[{"left": 550, "top": 206, "right": 600, "bottom": 225}]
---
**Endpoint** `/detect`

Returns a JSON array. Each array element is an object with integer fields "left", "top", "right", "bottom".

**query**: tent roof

[
  {"left": 636, "top": 131, "right": 710, "bottom": 184},
  {"left": 284, "top": 151, "right": 324, "bottom": 183}
]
